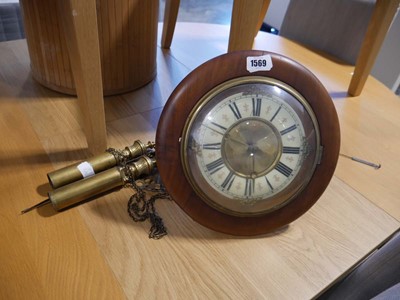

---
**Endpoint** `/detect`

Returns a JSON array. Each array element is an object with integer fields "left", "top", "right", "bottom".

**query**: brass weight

[
  {"left": 49, "top": 167, "right": 125, "bottom": 210},
  {"left": 49, "top": 156, "right": 155, "bottom": 211},
  {"left": 22, "top": 155, "right": 156, "bottom": 214},
  {"left": 47, "top": 140, "right": 152, "bottom": 189}
]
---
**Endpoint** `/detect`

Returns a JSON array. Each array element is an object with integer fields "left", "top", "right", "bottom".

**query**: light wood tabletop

[{"left": 1, "top": 23, "right": 399, "bottom": 299}]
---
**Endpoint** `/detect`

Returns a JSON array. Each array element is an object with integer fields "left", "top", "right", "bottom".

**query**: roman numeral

[
  {"left": 229, "top": 102, "right": 242, "bottom": 120},
  {"left": 221, "top": 171, "right": 236, "bottom": 190},
  {"left": 280, "top": 125, "right": 297, "bottom": 136},
  {"left": 203, "top": 143, "right": 221, "bottom": 150},
  {"left": 245, "top": 178, "right": 255, "bottom": 197},
  {"left": 206, "top": 157, "right": 224, "bottom": 174},
  {"left": 265, "top": 176, "right": 274, "bottom": 191},
  {"left": 270, "top": 105, "right": 282, "bottom": 122},
  {"left": 275, "top": 161, "right": 293, "bottom": 177},
  {"left": 282, "top": 146, "right": 300, "bottom": 154},
  {"left": 252, "top": 98, "right": 262, "bottom": 116}
]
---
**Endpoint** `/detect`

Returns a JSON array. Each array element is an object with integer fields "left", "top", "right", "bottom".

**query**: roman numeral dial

[{"left": 182, "top": 78, "right": 320, "bottom": 216}]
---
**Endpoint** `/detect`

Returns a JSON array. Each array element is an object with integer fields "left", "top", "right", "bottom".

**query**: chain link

[
  {"left": 125, "top": 167, "right": 171, "bottom": 239},
  {"left": 106, "top": 147, "right": 129, "bottom": 167},
  {"left": 107, "top": 143, "right": 170, "bottom": 239}
]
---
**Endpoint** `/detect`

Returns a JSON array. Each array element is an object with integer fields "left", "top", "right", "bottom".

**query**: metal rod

[
  {"left": 339, "top": 153, "right": 381, "bottom": 170},
  {"left": 21, "top": 198, "right": 51, "bottom": 214}
]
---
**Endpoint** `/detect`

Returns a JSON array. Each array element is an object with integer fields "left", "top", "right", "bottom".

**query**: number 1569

[{"left": 250, "top": 59, "right": 268, "bottom": 67}]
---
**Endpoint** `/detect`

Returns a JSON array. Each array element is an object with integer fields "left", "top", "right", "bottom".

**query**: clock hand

[
  {"left": 225, "top": 134, "right": 249, "bottom": 147},
  {"left": 202, "top": 124, "right": 225, "bottom": 136},
  {"left": 202, "top": 124, "right": 250, "bottom": 147}
]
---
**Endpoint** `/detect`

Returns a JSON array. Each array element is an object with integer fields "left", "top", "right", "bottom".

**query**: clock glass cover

[{"left": 182, "top": 77, "right": 320, "bottom": 216}]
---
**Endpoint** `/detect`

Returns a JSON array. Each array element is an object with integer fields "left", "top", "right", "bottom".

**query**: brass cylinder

[
  {"left": 47, "top": 140, "right": 148, "bottom": 189},
  {"left": 47, "top": 156, "right": 156, "bottom": 211},
  {"left": 47, "top": 152, "right": 117, "bottom": 189},
  {"left": 49, "top": 167, "right": 125, "bottom": 211}
]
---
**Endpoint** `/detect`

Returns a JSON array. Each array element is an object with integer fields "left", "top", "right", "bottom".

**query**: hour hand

[{"left": 224, "top": 134, "right": 248, "bottom": 147}]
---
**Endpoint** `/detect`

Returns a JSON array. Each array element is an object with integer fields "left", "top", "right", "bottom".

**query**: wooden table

[{"left": 1, "top": 23, "right": 399, "bottom": 299}]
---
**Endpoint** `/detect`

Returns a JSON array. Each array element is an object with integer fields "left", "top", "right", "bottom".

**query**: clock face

[
  {"left": 156, "top": 50, "right": 340, "bottom": 235},
  {"left": 182, "top": 77, "right": 320, "bottom": 216}
]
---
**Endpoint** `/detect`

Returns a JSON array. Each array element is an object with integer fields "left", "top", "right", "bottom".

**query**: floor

[
  {"left": 159, "top": 0, "right": 233, "bottom": 25},
  {"left": 158, "top": 0, "right": 278, "bottom": 38}
]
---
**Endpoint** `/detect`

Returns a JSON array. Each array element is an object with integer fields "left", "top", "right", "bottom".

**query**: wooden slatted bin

[{"left": 20, "top": 0, "right": 159, "bottom": 96}]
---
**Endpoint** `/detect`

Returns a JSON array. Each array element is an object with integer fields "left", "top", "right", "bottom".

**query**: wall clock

[{"left": 156, "top": 50, "right": 340, "bottom": 236}]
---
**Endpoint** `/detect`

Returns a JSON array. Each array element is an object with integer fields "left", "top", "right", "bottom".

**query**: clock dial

[{"left": 182, "top": 77, "right": 320, "bottom": 216}]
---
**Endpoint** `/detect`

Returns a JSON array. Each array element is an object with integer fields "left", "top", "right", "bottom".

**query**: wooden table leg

[
  {"left": 348, "top": 0, "right": 400, "bottom": 96},
  {"left": 161, "top": 0, "right": 181, "bottom": 49},
  {"left": 56, "top": 0, "right": 107, "bottom": 154},
  {"left": 228, "top": 0, "right": 269, "bottom": 52}
]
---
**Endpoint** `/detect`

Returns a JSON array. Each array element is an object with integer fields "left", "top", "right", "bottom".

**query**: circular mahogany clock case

[{"left": 156, "top": 50, "right": 340, "bottom": 236}]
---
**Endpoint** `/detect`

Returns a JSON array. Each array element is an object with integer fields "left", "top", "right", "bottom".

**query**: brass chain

[
  {"left": 106, "top": 147, "right": 129, "bottom": 167},
  {"left": 124, "top": 161, "right": 171, "bottom": 239},
  {"left": 107, "top": 143, "right": 170, "bottom": 239}
]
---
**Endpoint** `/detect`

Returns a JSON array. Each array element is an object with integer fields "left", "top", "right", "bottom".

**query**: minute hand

[{"left": 203, "top": 124, "right": 249, "bottom": 147}]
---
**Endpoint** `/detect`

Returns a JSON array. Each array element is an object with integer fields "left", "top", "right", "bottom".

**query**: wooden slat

[
  {"left": 49, "top": 0, "right": 67, "bottom": 89},
  {"left": 44, "top": 0, "right": 60, "bottom": 87},
  {"left": 121, "top": 0, "right": 130, "bottom": 88}
]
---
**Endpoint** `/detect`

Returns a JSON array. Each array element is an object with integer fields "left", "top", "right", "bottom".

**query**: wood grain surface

[
  {"left": 20, "top": 0, "right": 159, "bottom": 96},
  {"left": 1, "top": 23, "right": 399, "bottom": 299},
  {"left": 0, "top": 44, "right": 124, "bottom": 299}
]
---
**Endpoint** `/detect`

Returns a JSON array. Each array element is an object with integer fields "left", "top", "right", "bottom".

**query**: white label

[
  {"left": 77, "top": 161, "right": 95, "bottom": 178},
  {"left": 246, "top": 54, "right": 273, "bottom": 73}
]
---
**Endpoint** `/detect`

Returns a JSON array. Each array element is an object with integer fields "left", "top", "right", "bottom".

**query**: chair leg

[
  {"left": 161, "top": 0, "right": 180, "bottom": 49},
  {"left": 255, "top": 0, "right": 271, "bottom": 38},
  {"left": 57, "top": 0, "right": 107, "bottom": 154},
  {"left": 228, "top": 0, "right": 268, "bottom": 52},
  {"left": 348, "top": 0, "right": 400, "bottom": 96}
]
